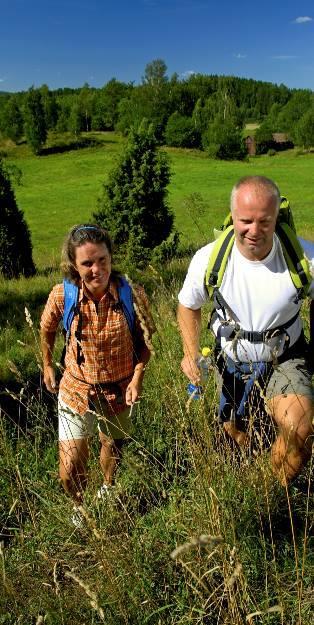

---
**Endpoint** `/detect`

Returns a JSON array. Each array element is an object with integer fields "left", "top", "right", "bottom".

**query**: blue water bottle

[{"left": 187, "top": 347, "right": 212, "bottom": 400}]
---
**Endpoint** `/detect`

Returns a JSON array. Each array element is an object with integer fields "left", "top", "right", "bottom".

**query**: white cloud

[
  {"left": 181, "top": 70, "right": 196, "bottom": 79},
  {"left": 234, "top": 53, "right": 247, "bottom": 59},
  {"left": 293, "top": 16, "right": 312, "bottom": 24},
  {"left": 0, "top": 78, "right": 5, "bottom": 83}
]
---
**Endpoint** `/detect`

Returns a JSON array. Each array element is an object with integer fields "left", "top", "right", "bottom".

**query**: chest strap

[{"left": 213, "top": 289, "right": 300, "bottom": 343}]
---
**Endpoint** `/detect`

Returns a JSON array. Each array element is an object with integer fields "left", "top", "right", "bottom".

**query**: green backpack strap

[
  {"left": 205, "top": 225, "right": 235, "bottom": 298},
  {"left": 276, "top": 222, "right": 312, "bottom": 298},
  {"left": 278, "top": 196, "right": 296, "bottom": 231}
]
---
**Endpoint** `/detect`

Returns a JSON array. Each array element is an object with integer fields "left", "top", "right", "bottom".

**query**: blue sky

[{"left": 1, "top": 0, "right": 314, "bottom": 92}]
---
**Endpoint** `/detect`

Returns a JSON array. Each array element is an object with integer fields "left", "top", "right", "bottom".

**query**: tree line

[{"left": 1, "top": 59, "right": 314, "bottom": 157}]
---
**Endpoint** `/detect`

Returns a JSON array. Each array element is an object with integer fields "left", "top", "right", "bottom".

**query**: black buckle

[
  {"left": 208, "top": 272, "right": 218, "bottom": 286},
  {"left": 244, "top": 330, "right": 261, "bottom": 343}
]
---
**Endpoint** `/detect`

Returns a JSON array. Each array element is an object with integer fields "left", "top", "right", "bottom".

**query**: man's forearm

[{"left": 177, "top": 303, "right": 202, "bottom": 359}]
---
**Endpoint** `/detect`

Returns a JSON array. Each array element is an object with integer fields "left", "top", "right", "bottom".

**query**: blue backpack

[{"left": 62, "top": 276, "right": 135, "bottom": 364}]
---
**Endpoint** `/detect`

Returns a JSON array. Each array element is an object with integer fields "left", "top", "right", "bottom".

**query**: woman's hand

[
  {"left": 43, "top": 365, "right": 58, "bottom": 393},
  {"left": 125, "top": 380, "right": 141, "bottom": 406},
  {"left": 125, "top": 365, "right": 145, "bottom": 405}
]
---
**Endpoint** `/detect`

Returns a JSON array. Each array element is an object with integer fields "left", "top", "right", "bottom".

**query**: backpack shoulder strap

[
  {"left": 118, "top": 276, "right": 135, "bottom": 335},
  {"left": 278, "top": 196, "right": 297, "bottom": 231},
  {"left": 276, "top": 223, "right": 312, "bottom": 298},
  {"left": 205, "top": 225, "right": 235, "bottom": 298},
  {"left": 63, "top": 279, "right": 79, "bottom": 333}
]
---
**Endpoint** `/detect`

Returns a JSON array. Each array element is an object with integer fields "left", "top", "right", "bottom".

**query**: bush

[
  {"left": 0, "top": 159, "right": 36, "bottom": 279},
  {"left": 165, "top": 112, "right": 201, "bottom": 148},
  {"left": 206, "top": 142, "right": 220, "bottom": 159},
  {"left": 151, "top": 230, "right": 180, "bottom": 264},
  {"left": 202, "top": 120, "right": 247, "bottom": 160},
  {"left": 93, "top": 125, "right": 177, "bottom": 266}
]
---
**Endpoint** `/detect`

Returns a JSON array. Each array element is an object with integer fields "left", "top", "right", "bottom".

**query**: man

[{"left": 178, "top": 176, "right": 313, "bottom": 486}]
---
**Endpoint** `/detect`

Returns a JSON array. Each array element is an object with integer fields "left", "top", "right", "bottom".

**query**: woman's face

[{"left": 74, "top": 241, "right": 112, "bottom": 297}]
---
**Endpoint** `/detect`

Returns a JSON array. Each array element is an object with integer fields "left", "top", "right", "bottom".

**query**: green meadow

[
  {"left": 5, "top": 132, "right": 314, "bottom": 268},
  {"left": 0, "top": 135, "right": 313, "bottom": 624}
]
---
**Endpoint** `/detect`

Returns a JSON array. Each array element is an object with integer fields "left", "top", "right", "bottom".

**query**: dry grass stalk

[
  {"left": 6, "top": 361, "right": 23, "bottom": 382},
  {"left": 15, "top": 464, "right": 37, "bottom": 528},
  {"left": 65, "top": 570, "right": 105, "bottom": 620},
  {"left": 53, "top": 561, "right": 60, "bottom": 597},
  {"left": 0, "top": 541, "right": 6, "bottom": 588},
  {"left": 171, "top": 534, "right": 223, "bottom": 560},
  {"left": 75, "top": 504, "right": 102, "bottom": 539},
  {"left": 0, "top": 542, "right": 15, "bottom": 597},
  {"left": 24, "top": 306, "right": 33, "bottom": 328},
  {"left": 225, "top": 562, "right": 243, "bottom": 589},
  {"left": 246, "top": 604, "right": 283, "bottom": 621}
]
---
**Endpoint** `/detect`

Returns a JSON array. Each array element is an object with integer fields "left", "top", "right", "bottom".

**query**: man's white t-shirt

[{"left": 178, "top": 235, "right": 314, "bottom": 363}]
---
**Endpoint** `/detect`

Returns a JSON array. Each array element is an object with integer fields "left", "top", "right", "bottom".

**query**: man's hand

[
  {"left": 180, "top": 354, "right": 201, "bottom": 384},
  {"left": 43, "top": 365, "right": 58, "bottom": 393}
]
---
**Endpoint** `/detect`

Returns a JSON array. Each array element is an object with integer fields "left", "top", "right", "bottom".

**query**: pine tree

[
  {"left": 93, "top": 125, "right": 174, "bottom": 266},
  {"left": 0, "top": 159, "right": 36, "bottom": 278}
]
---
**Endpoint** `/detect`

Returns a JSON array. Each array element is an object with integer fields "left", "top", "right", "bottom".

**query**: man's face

[{"left": 232, "top": 184, "right": 278, "bottom": 261}]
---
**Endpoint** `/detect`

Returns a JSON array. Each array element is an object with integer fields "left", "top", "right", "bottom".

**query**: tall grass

[
  {"left": 0, "top": 138, "right": 313, "bottom": 623},
  {"left": 0, "top": 265, "right": 313, "bottom": 624}
]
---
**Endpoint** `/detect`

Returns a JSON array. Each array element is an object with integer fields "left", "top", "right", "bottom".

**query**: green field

[
  {"left": 6, "top": 133, "right": 314, "bottom": 269},
  {"left": 1, "top": 136, "right": 313, "bottom": 625}
]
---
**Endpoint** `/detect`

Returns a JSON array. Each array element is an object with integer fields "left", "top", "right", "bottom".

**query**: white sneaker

[
  {"left": 71, "top": 505, "right": 85, "bottom": 528},
  {"left": 97, "top": 484, "right": 113, "bottom": 500}
]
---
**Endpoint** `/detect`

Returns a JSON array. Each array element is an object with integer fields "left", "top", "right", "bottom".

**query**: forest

[{"left": 1, "top": 59, "right": 314, "bottom": 157}]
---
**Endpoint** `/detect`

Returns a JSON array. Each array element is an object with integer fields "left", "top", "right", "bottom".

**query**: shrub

[
  {"left": 0, "top": 159, "right": 36, "bottom": 279},
  {"left": 151, "top": 231, "right": 180, "bottom": 264},
  {"left": 93, "top": 125, "right": 177, "bottom": 266},
  {"left": 202, "top": 120, "right": 247, "bottom": 160},
  {"left": 165, "top": 112, "right": 201, "bottom": 148}
]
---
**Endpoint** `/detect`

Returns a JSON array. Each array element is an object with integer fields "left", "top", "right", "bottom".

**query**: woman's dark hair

[{"left": 61, "top": 224, "right": 113, "bottom": 283}]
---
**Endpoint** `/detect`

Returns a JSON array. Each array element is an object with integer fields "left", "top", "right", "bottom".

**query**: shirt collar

[{"left": 79, "top": 278, "right": 119, "bottom": 303}]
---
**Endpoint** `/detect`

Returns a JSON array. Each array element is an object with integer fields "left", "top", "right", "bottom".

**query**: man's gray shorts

[
  {"left": 215, "top": 354, "right": 313, "bottom": 425},
  {"left": 266, "top": 357, "right": 313, "bottom": 401}
]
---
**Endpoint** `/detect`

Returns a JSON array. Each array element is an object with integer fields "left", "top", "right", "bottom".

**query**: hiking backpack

[
  {"left": 62, "top": 276, "right": 135, "bottom": 364},
  {"left": 205, "top": 196, "right": 312, "bottom": 301}
]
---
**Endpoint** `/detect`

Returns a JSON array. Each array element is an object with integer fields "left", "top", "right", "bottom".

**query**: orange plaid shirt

[{"left": 40, "top": 278, "right": 148, "bottom": 415}]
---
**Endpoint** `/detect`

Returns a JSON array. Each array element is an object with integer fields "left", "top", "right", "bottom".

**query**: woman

[{"left": 40, "top": 224, "right": 153, "bottom": 521}]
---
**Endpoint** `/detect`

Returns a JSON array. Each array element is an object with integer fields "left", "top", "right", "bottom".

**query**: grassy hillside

[
  {"left": 4, "top": 132, "right": 314, "bottom": 268},
  {"left": 0, "top": 136, "right": 313, "bottom": 624}
]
